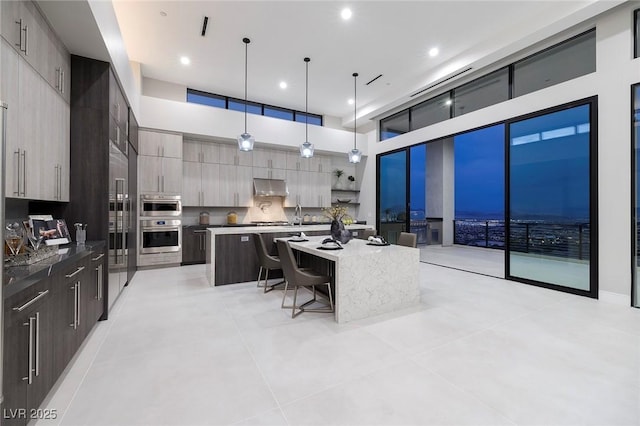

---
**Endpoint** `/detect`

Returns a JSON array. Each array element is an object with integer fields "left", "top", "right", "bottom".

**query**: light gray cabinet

[
  {"left": 138, "top": 130, "right": 183, "bottom": 159},
  {"left": 182, "top": 162, "right": 220, "bottom": 207},
  {"left": 219, "top": 143, "right": 252, "bottom": 166},
  {"left": 253, "top": 167, "right": 286, "bottom": 180},
  {"left": 138, "top": 155, "right": 182, "bottom": 195},
  {"left": 183, "top": 139, "right": 219, "bottom": 163},
  {"left": 252, "top": 148, "right": 286, "bottom": 169},
  {"left": 219, "top": 164, "right": 253, "bottom": 207},
  {"left": 1, "top": 0, "right": 70, "bottom": 103},
  {"left": 1, "top": 39, "right": 69, "bottom": 201}
]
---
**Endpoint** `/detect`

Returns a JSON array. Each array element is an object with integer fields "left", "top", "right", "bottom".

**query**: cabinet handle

[
  {"left": 59, "top": 164, "right": 63, "bottom": 199},
  {"left": 55, "top": 68, "right": 61, "bottom": 90},
  {"left": 193, "top": 230, "right": 207, "bottom": 233},
  {"left": 76, "top": 282, "right": 81, "bottom": 328},
  {"left": 61, "top": 70, "right": 65, "bottom": 94},
  {"left": 35, "top": 311, "right": 40, "bottom": 377},
  {"left": 15, "top": 19, "right": 23, "bottom": 51},
  {"left": 116, "top": 126, "right": 120, "bottom": 146},
  {"left": 92, "top": 253, "right": 105, "bottom": 261},
  {"left": 162, "top": 175, "right": 165, "bottom": 192},
  {"left": 65, "top": 266, "right": 85, "bottom": 278},
  {"left": 54, "top": 165, "right": 59, "bottom": 200},
  {"left": 157, "top": 175, "right": 161, "bottom": 192},
  {"left": 23, "top": 316, "right": 35, "bottom": 384},
  {"left": 14, "top": 149, "right": 20, "bottom": 195},
  {"left": 13, "top": 290, "right": 49, "bottom": 312},
  {"left": 23, "top": 25, "right": 28, "bottom": 55},
  {"left": 97, "top": 264, "right": 103, "bottom": 300},
  {"left": 22, "top": 150, "right": 26, "bottom": 196}
]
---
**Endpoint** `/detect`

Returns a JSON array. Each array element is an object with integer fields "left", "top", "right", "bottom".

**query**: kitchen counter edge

[
  {"left": 206, "top": 224, "right": 373, "bottom": 235},
  {"left": 3, "top": 241, "right": 106, "bottom": 300}
]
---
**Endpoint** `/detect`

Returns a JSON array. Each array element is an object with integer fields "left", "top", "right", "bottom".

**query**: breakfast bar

[
  {"left": 282, "top": 236, "right": 420, "bottom": 323},
  {"left": 206, "top": 225, "right": 420, "bottom": 323}
]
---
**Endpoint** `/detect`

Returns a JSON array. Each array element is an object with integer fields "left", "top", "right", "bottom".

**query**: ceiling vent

[
  {"left": 201, "top": 16, "right": 209, "bottom": 36},
  {"left": 410, "top": 67, "right": 473, "bottom": 98}
]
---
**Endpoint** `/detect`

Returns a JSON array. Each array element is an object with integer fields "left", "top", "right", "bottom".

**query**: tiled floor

[
  {"left": 36, "top": 263, "right": 640, "bottom": 426},
  {"left": 420, "top": 244, "right": 505, "bottom": 277}
]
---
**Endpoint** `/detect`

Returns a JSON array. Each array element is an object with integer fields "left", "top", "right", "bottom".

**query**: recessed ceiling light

[
  {"left": 348, "top": 98, "right": 354, "bottom": 105},
  {"left": 160, "top": 11, "right": 167, "bottom": 17},
  {"left": 279, "top": 81, "right": 287, "bottom": 89},
  {"left": 341, "top": 8, "right": 352, "bottom": 20},
  {"left": 180, "top": 56, "right": 190, "bottom": 65},
  {"left": 429, "top": 47, "right": 439, "bottom": 57}
]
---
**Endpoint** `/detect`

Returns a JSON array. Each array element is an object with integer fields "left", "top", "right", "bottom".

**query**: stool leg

[
  {"left": 327, "top": 282, "right": 334, "bottom": 312},
  {"left": 292, "top": 285, "right": 299, "bottom": 318},
  {"left": 263, "top": 268, "right": 270, "bottom": 293},
  {"left": 281, "top": 280, "right": 291, "bottom": 308},
  {"left": 256, "top": 266, "right": 263, "bottom": 288}
]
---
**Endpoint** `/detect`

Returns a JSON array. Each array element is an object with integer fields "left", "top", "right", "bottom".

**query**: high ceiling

[{"left": 46, "top": 1, "right": 621, "bottom": 126}]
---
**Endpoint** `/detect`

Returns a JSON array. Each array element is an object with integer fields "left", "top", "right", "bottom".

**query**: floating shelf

[{"left": 331, "top": 188, "right": 360, "bottom": 192}]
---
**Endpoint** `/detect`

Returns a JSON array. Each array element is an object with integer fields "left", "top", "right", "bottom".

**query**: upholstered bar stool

[
  {"left": 253, "top": 233, "right": 284, "bottom": 293},
  {"left": 276, "top": 240, "right": 334, "bottom": 318},
  {"left": 361, "top": 229, "right": 376, "bottom": 239},
  {"left": 397, "top": 232, "right": 417, "bottom": 248}
]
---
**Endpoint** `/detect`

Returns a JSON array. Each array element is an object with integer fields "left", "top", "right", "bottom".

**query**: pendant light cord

[
  {"left": 353, "top": 72, "right": 358, "bottom": 150},
  {"left": 243, "top": 38, "right": 250, "bottom": 133},
  {"left": 305, "top": 58, "right": 310, "bottom": 142}
]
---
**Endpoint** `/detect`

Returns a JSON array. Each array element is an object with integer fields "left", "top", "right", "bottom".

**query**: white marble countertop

[
  {"left": 276, "top": 235, "right": 415, "bottom": 261},
  {"left": 207, "top": 224, "right": 372, "bottom": 235}
]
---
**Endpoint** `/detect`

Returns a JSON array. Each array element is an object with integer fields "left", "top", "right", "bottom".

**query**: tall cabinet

[
  {"left": 0, "top": 0, "right": 70, "bottom": 202},
  {"left": 63, "top": 55, "right": 137, "bottom": 320}
]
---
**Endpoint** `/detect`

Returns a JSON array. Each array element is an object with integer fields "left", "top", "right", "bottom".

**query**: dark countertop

[
  {"left": 184, "top": 221, "right": 367, "bottom": 228},
  {"left": 3, "top": 241, "right": 106, "bottom": 300}
]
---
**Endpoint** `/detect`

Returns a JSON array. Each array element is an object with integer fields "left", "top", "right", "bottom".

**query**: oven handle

[{"left": 141, "top": 227, "right": 181, "bottom": 232}]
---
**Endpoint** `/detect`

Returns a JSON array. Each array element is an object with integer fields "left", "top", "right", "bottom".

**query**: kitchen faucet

[{"left": 294, "top": 204, "right": 302, "bottom": 227}]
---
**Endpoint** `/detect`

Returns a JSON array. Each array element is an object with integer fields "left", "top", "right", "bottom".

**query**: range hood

[{"left": 253, "top": 178, "right": 289, "bottom": 197}]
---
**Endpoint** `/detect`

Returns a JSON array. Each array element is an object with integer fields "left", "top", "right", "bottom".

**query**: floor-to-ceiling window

[
  {"left": 409, "top": 144, "right": 427, "bottom": 244},
  {"left": 633, "top": 84, "right": 640, "bottom": 307},
  {"left": 507, "top": 100, "right": 597, "bottom": 297},
  {"left": 378, "top": 149, "right": 407, "bottom": 243},
  {"left": 453, "top": 125, "right": 505, "bottom": 249}
]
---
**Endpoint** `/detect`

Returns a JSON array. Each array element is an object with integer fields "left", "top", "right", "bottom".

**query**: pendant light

[
  {"left": 299, "top": 57, "right": 314, "bottom": 158},
  {"left": 237, "top": 37, "right": 255, "bottom": 152},
  {"left": 348, "top": 72, "right": 362, "bottom": 163}
]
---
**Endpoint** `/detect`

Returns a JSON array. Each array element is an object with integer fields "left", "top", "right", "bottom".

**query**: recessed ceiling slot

[
  {"left": 410, "top": 67, "right": 473, "bottom": 97},
  {"left": 201, "top": 16, "right": 209, "bottom": 36},
  {"left": 366, "top": 74, "right": 383, "bottom": 85}
]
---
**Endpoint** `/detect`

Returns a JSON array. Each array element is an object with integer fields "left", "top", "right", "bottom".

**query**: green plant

[
  {"left": 322, "top": 205, "right": 353, "bottom": 223},
  {"left": 334, "top": 169, "right": 344, "bottom": 179}
]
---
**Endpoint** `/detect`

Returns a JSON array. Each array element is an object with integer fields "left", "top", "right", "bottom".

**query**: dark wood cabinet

[
  {"left": 3, "top": 246, "right": 105, "bottom": 424},
  {"left": 65, "top": 56, "right": 137, "bottom": 319},
  {"left": 3, "top": 280, "right": 53, "bottom": 426},
  {"left": 128, "top": 107, "right": 139, "bottom": 154},
  {"left": 182, "top": 226, "right": 208, "bottom": 265}
]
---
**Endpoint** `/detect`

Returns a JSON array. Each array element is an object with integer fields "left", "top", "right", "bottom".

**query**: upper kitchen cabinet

[
  {"left": 219, "top": 143, "right": 252, "bottom": 166},
  {"left": 139, "top": 130, "right": 183, "bottom": 159},
  {"left": 1, "top": 39, "right": 69, "bottom": 201},
  {"left": 1, "top": 0, "right": 71, "bottom": 103},
  {"left": 139, "top": 130, "right": 183, "bottom": 195},
  {"left": 218, "top": 164, "right": 253, "bottom": 207},
  {"left": 252, "top": 148, "right": 287, "bottom": 169},
  {"left": 183, "top": 139, "right": 219, "bottom": 163}
]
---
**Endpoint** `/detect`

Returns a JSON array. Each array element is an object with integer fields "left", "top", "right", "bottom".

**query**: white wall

[
  {"left": 358, "top": 3, "right": 640, "bottom": 298},
  {"left": 139, "top": 95, "right": 367, "bottom": 156}
]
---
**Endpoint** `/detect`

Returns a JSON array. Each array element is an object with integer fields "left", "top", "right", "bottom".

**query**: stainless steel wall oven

[
  {"left": 140, "top": 194, "right": 182, "bottom": 217},
  {"left": 140, "top": 219, "right": 182, "bottom": 254}
]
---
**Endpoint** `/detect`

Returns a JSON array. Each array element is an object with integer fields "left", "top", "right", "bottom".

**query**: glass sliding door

[
  {"left": 507, "top": 101, "right": 597, "bottom": 296},
  {"left": 378, "top": 149, "right": 408, "bottom": 244},
  {"left": 633, "top": 84, "right": 640, "bottom": 307},
  {"left": 409, "top": 144, "right": 427, "bottom": 244}
]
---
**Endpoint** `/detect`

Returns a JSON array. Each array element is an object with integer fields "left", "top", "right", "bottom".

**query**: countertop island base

[{"left": 333, "top": 245, "right": 420, "bottom": 323}]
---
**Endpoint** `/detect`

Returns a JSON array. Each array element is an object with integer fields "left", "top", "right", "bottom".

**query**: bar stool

[
  {"left": 276, "top": 240, "right": 334, "bottom": 318},
  {"left": 253, "top": 233, "right": 284, "bottom": 293},
  {"left": 397, "top": 232, "right": 417, "bottom": 248},
  {"left": 361, "top": 229, "right": 376, "bottom": 239}
]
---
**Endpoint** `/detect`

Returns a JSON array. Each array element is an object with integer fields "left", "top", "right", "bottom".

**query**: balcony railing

[{"left": 453, "top": 219, "right": 591, "bottom": 260}]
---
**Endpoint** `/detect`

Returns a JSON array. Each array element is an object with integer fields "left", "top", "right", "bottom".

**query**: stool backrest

[
  {"left": 397, "top": 232, "right": 417, "bottom": 248},
  {"left": 276, "top": 240, "right": 298, "bottom": 284}
]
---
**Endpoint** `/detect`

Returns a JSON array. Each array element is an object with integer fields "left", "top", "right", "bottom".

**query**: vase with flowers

[
  {"left": 334, "top": 169, "right": 344, "bottom": 189},
  {"left": 322, "top": 205, "right": 353, "bottom": 243}
]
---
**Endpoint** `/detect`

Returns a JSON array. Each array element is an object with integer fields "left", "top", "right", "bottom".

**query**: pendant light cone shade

[
  {"left": 237, "top": 37, "right": 255, "bottom": 152},
  {"left": 348, "top": 72, "right": 361, "bottom": 164},
  {"left": 299, "top": 57, "right": 314, "bottom": 158}
]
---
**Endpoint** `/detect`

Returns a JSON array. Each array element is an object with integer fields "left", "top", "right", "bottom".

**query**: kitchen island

[
  {"left": 206, "top": 226, "right": 420, "bottom": 323},
  {"left": 206, "top": 224, "right": 372, "bottom": 287}
]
